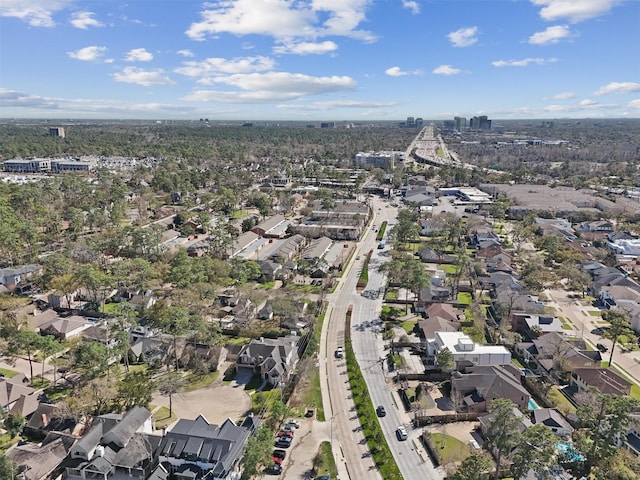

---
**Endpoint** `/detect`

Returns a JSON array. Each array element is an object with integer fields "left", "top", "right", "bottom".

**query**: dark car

[
  {"left": 274, "top": 437, "right": 292, "bottom": 448},
  {"left": 265, "top": 464, "right": 283, "bottom": 475},
  {"left": 596, "top": 342, "right": 609, "bottom": 352},
  {"left": 273, "top": 449, "right": 287, "bottom": 460},
  {"left": 376, "top": 405, "right": 386, "bottom": 417},
  {"left": 315, "top": 476, "right": 331, "bottom": 480}
]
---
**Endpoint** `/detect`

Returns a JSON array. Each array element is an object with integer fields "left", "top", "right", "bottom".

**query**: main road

[{"left": 319, "top": 195, "right": 443, "bottom": 480}]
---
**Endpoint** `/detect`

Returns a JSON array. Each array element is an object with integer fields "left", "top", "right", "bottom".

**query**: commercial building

[{"left": 49, "top": 127, "right": 65, "bottom": 138}]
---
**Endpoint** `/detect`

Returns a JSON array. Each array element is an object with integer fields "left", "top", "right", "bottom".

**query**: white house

[{"left": 428, "top": 331, "right": 511, "bottom": 367}]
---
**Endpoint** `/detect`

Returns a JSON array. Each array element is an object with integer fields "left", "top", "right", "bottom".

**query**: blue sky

[{"left": 1, "top": 0, "right": 638, "bottom": 120}]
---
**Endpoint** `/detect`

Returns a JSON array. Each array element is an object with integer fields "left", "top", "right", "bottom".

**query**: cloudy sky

[{"left": 1, "top": 0, "right": 638, "bottom": 120}]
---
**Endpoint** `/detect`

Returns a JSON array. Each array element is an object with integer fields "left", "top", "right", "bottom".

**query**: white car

[
  {"left": 396, "top": 426, "right": 408, "bottom": 441},
  {"left": 334, "top": 347, "right": 344, "bottom": 359},
  {"left": 286, "top": 419, "right": 300, "bottom": 429}
]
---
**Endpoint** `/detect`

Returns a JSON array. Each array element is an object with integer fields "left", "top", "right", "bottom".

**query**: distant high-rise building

[
  {"left": 541, "top": 121, "right": 554, "bottom": 128},
  {"left": 454, "top": 117, "right": 467, "bottom": 131},
  {"left": 442, "top": 120, "right": 455, "bottom": 131},
  {"left": 320, "top": 122, "right": 335, "bottom": 128},
  {"left": 470, "top": 116, "right": 491, "bottom": 131},
  {"left": 406, "top": 116, "right": 415, "bottom": 126},
  {"left": 49, "top": 127, "right": 65, "bottom": 138},
  {"left": 415, "top": 118, "right": 424, "bottom": 126}
]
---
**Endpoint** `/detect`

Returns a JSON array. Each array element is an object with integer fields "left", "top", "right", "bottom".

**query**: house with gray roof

[
  {"left": 531, "top": 408, "right": 573, "bottom": 438},
  {"left": 156, "top": 414, "right": 259, "bottom": 480},
  {"left": 251, "top": 214, "right": 289, "bottom": 239},
  {"left": 0, "top": 374, "right": 39, "bottom": 417},
  {"left": 235, "top": 335, "right": 300, "bottom": 386},
  {"left": 451, "top": 364, "right": 530, "bottom": 413},
  {"left": 40, "top": 315, "right": 91, "bottom": 340},
  {"left": 64, "top": 406, "right": 159, "bottom": 480},
  {"left": 8, "top": 432, "right": 77, "bottom": 480},
  {"left": 0, "top": 263, "right": 41, "bottom": 292}
]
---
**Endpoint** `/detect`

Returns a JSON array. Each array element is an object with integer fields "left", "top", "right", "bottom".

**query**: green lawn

[
  {"left": 438, "top": 264, "right": 457, "bottom": 275},
  {"left": 401, "top": 320, "right": 416, "bottom": 334},
  {"left": 457, "top": 292, "right": 472, "bottom": 305},
  {"left": 231, "top": 210, "right": 248, "bottom": 219},
  {"left": 548, "top": 386, "right": 576, "bottom": 416},
  {"left": 0, "top": 367, "right": 19, "bottom": 378},
  {"left": 587, "top": 310, "right": 603, "bottom": 317},
  {"left": 631, "top": 385, "right": 640, "bottom": 401},
  {"left": 151, "top": 406, "right": 177, "bottom": 429},
  {"left": 314, "top": 441, "right": 338, "bottom": 478},
  {"left": 180, "top": 371, "right": 219, "bottom": 392},
  {"left": 428, "top": 433, "right": 470, "bottom": 465}
]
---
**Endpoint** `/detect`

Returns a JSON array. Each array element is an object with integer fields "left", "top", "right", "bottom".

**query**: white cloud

[
  {"left": 177, "top": 49, "right": 195, "bottom": 57},
  {"left": 447, "top": 27, "right": 478, "bottom": 47},
  {"left": 553, "top": 92, "right": 576, "bottom": 99},
  {"left": 594, "top": 82, "right": 640, "bottom": 96},
  {"left": 182, "top": 72, "right": 357, "bottom": 103},
  {"left": 432, "top": 65, "right": 462, "bottom": 75},
  {"left": 125, "top": 48, "right": 154, "bottom": 62},
  {"left": 402, "top": 0, "right": 420, "bottom": 15},
  {"left": 279, "top": 99, "right": 397, "bottom": 111},
  {"left": 68, "top": 46, "right": 108, "bottom": 62},
  {"left": 0, "top": 88, "right": 197, "bottom": 117},
  {"left": 186, "top": 0, "right": 375, "bottom": 43},
  {"left": 492, "top": 57, "right": 557, "bottom": 67},
  {"left": 70, "top": 11, "right": 103, "bottom": 29},
  {"left": 273, "top": 41, "right": 338, "bottom": 55},
  {"left": 531, "top": 0, "right": 622, "bottom": 23},
  {"left": 0, "top": 0, "right": 70, "bottom": 27},
  {"left": 528, "top": 25, "right": 573, "bottom": 45},
  {"left": 112, "top": 67, "right": 176, "bottom": 86},
  {"left": 579, "top": 98, "right": 598, "bottom": 106},
  {"left": 385, "top": 66, "right": 422, "bottom": 77},
  {"left": 175, "top": 56, "right": 275, "bottom": 80},
  {"left": 628, "top": 99, "right": 640, "bottom": 109}
]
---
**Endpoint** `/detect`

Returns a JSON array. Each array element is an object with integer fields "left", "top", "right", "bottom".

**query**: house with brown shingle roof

[{"left": 571, "top": 367, "right": 631, "bottom": 396}]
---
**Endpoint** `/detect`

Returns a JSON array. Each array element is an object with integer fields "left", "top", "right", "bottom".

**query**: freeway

[{"left": 319, "top": 195, "right": 443, "bottom": 480}]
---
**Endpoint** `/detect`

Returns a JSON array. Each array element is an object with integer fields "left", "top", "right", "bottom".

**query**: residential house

[
  {"left": 476, "top": 246, "right": 513, "bottom": 273},
  {"left": 417, "top": 285, "right": 452, "bottom": 307},
  {"left": 416, "top": 247, "right": 456, "bottom": 264},
  {"left": 511, "top": 313, "right": 564, "bottom": 338},
  {"left": 452, "top": 364, "right": 530, "bottom": 413},
  {"left": 578, "top": 220, "right": 614, "bottom": 233},
  {"left": 428, "top": 331, "right": 511, "bottom": 368},
  {"left": 419, "top": 219, "right": 444, "bottom": 237},
  {"left": 516, "top": 332, "right": 601, "bottom": 375},
  {"left": 0, "top": 264, "right": 41, "bottom": 292},
  {"left": 571, "top": 367, "right": 632, "bottom": 396},
  {"left": 530, "top": 408, "right": 574, "bottom": 438},
  {"left": 0, "top": 374, "right": 39, "bottom": 417},
  {"left": 599, "top": 284, "right": 640, "bottom": 310},
  {"left": 8, "top": 433, "right": 77, "bottom": 480},
  {"left": 417, "top": 316, "right": 460, "bottom": 341},
  {"left": 301, "top": 236, "right": 333, "bottom": 261},
  {"left": 40, "top": 315, "right": 91, "bottom": 340},
  {"left": 479, "top": 407, "right": 532, "bottom": 439},
  {"left": 257, "top": 303, "right": 274, "bottom": 321},
  {"left": 25, "top": 403, "right": 78, "bottom": 439},
  {"left": 64, "top": 407, "right": 160, "bottom": 480},
  {"left": 535, "top": 218, "right": 576, "bottom": 241},
  {"left": 235, "top": 335, "right": 301, "bottom": 386},
  {"left": 156, "top": 414, "right": 259, "bottom": 480},
  {"left": 258, "top": 260, "right": 283, "bottom": 282},
  {"left": 425, "top": 303, "right": 460, "bottom": 322},
  {"left": 128, "top": 336, "right": 168, "bottom": 365}
]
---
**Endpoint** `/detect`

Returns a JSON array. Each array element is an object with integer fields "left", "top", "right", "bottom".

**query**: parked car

[
  {"left": 396, "top": 426, "right": 408, "bottom": 441},
  {"left": 376, "top": 405, "right": 386, "bottom": 417},
  {"left": 273, "top": 456, "right": 283, "bottom": 466},
  {"left": 282, "top": 423, "right": 296, "bottom": 432},
  {"left": 273, "top": 449, "right": 287, "bottom": 460},
  {"left": 274, "top": 438, "right": 292, "bottom": 448},
  {"left": 276, "top": 430, "right": 294, "bottom": 438},
  {"left": 596, "top": 342, "right": 609, "bottom": 352},
  {"left": 265, "top": 464, "right": 283, "bottom": 475},
  {"left": 285, "top": 419, "right": 300, "bottom": 429}
]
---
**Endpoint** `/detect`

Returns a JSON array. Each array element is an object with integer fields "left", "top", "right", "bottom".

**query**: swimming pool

[
  {"left": 528, "top": 398, "right": 540, "bottom": 410},
  {"left": 557, "top": 442, "right": 584, "bottom": 462}
]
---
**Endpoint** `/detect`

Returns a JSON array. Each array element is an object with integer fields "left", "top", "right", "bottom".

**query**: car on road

[
  {"left": 592, "top": 327, "right": 609, "bottom": 335},
  {"left": 596, "top": 342, "right": 609, "bottom": 352},
  {"left": 396, "top": 426, "right": 408, "bottom": 441},
  {"left": 376, "top": 405, "right": 386, "bottom": 417},
  {"left": 356, "top": 255, "right": 361, "bottom": 260},
  {"left": 273, "top": 449, "right": 287, "bottom": 460},
  {"left": 265, "top": 464, "right": 283, "bottom": 475},
  {"left": 334, "top": 347, "right": 344, "bottom": 358}
]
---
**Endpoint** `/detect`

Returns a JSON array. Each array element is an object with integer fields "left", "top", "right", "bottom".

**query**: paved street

[{"left": 317, "top": 196, "right": 443, "bottom": 480}]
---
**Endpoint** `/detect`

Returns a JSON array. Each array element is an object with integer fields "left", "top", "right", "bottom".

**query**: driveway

[{"left": 151, "top": 368, "right": 252, "bottom": 426}]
